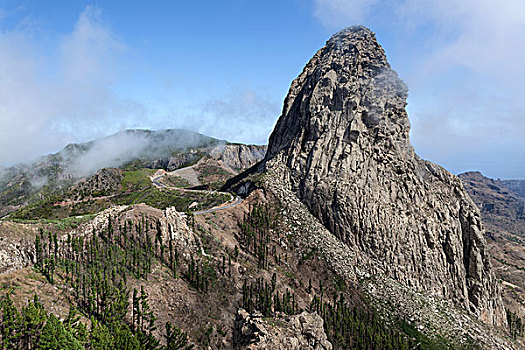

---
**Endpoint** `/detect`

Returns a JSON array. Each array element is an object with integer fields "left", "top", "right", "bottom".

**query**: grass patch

[
  {"left": 398, "top": 320, "right": 460, "bottom": 349},
  {"left": 162, "top": 174, "right": 192, "bottom": 188},
  {"left": 121, "top": 168, "right": 156, "bottom": 191},
  {"left": 115, "top": 187, "right": 229, "bottom": 212}
]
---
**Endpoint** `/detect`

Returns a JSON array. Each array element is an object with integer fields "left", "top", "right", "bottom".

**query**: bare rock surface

[
  {"left": 210, "top": 144, "right": 267, "bottom": 172},
  {"left": 260, "top": 164, "right": 517, "bottom": 349},
  {"left": 234, "top": 308, "right": 332, "bottom": 350},
  {"left": 263, "top": 26, "right": 506, "bottom": 327},
  {"left": 0, "top": 222, "right": 36, "bottom": 274}
]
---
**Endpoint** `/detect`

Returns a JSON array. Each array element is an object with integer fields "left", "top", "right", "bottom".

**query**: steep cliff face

[
  {"left": 459, "top": 172, "right": 525, "bottom": 322},
  {"left": 210, "top": 144, "right": 267, "bottom": 172},
  {"left": 264, "top": 26, "right": 505, "bottom": 325}
]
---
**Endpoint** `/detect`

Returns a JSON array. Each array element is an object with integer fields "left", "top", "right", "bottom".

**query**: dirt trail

[{"left": 150, "top": 167, "right": 242, "bottom": 215}]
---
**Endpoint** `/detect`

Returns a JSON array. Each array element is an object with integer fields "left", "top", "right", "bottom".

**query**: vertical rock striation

[{"left": 264, "top": 26, "right": 505, "bottom": 325}]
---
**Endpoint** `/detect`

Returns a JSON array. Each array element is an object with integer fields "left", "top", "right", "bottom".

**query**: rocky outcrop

[
  {"left": 74, "top": 168, "right": 123, "bottom": 197},
  {"left": 0, "top": 222, "right": 36, "bottom": 274},
  {"left": 147, "top": 151, "right": 202, "bottom": 172},
  {"left": 233, "top": 309, "right": 332, "bottom": 350},
  {"left": 210, "top": 144, "right": 267, "bottom": 172},
  {"left": 263, "top": 26, "right": 505, "bottom": 325}
]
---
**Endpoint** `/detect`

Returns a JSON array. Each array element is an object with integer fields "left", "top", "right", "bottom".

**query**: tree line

[
  {"left": 17, "top": 214, "right": 197, "bottom": 349},
  {"left": 0, "top": 291, "right": 192, "bottom": 350}
]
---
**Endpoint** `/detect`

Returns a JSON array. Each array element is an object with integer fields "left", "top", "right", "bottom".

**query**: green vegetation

[
  {"left": 238, "top": 203, "right": 280, "bottom": 269},
  {"left": 185, "top": 256, "right": 217, "bottom": 293},
  {"left": 242, "top": 277, "right": 298, "bottom": 317},
  {"left": 195, "top": 164, "right": 232, "bottom": 190},
  {"left": 398, "top": 320, "right": 456, "bottom": 349},
  {"left": 121, "top": 169, "right": 156, "bottom": 191},
  {"left": 0, "top": 291, "right": 193, "bottom": 350},
  {"left": 507, "top": 309, "right": 524, "bottom": 339},
  {"left": 8, "top": 168, "right": 229, "bottom": 220},
  {"left": 162, "top": 175, "right": 192, "bottom": 188},
  {"left": 24, "top": 214, "right": 197, "bottom": 349},
  {"left": 310, "top": 294, "right": 412, "bottom": 349},
  {"left": 9, "top": 197, "right": 109, "bottom": 221},
  {"left": 196, "top": 164, "right": 230, "bottom": 182},
  {"left": 115, "top": 187, "right": 228, "bottom": 212}
]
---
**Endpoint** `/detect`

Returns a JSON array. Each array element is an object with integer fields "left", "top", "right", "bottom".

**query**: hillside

[
  {"left": 459, "top": 172, "right": 525, "bottom": 333},
  {"left": 0, "top": 27, "right": 522, "bottom": 350},
  {"left": 503, "top": 180, "right": 525, "bottom": 200},
  {"left": 0, "top": 129, "right": 266, "bottom": 218}
]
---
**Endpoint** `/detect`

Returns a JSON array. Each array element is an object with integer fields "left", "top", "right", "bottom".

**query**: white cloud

[
  {"left": 314, "top": 0, "right": 525, "bottom": 83},
  {"left": 312, "top": 0, "right": 525, "bottom": 178},
  {"left": 199, "top": 88, "right": 280, "bottom": 145},
  {"left": 0, "top": 5, "right": 278, "bottom": 167},
  {"left": 0, "top": 6, "right": 145, "bottom": 166},
  {"left": 162, "top": 87, "right": 280, "bottom": 145}
]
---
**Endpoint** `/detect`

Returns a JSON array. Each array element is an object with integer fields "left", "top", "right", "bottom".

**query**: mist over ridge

[{"left": 0, "top": 128, "right": 223, "bottom": 190}]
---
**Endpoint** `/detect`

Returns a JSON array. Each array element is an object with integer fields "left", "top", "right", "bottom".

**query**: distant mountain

[
  {"left": 459, "top": 171, "right": 525, "bottom": 325},
  {"left": 459, "top": 171, "right": 525, "bottom": 238},
  {"left": 503, "top": 180, "right": 525, "bottom": 200},
  {"left": 0, "top": 129, "right": 266, "bottom": 217}
]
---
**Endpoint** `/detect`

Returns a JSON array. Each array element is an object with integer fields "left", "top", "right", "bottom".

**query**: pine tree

[
  {"left": 35, "top": 234, "right": 43, "bottom": 269},
  {"left": 0, "top": 292, "right": 19, "bottom": 349},
  {"left": 164, "top": 322, "right": 193, "bottom": 350},
  {"left": 89, "top": 318, "right": 113, "bottom": 350},
  {"left": 17, "top": 295, "right": 48, "bottom": 349},
  {"left": 37, "top": 314, "right": 82, "bottom": 350}
]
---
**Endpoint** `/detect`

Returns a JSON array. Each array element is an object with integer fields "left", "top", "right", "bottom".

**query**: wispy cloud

[
  {"left": 312, "top": 0, "right": 525, "bottom": 178},
  {"left": 0, "top": 5, "right": 279, "bottom": 167},
  {"left": 0, "top": 6, "right": 145, "bottom": 166},
  {"left": 199, "top": 88, "right": 280, "bottom": 145},
  {"left": 156, "top": 87, "right": 280, "bottom": 146}
]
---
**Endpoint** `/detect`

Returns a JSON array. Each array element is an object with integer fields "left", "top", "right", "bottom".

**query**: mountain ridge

[
  {"left": 0, "top": 128, "right": 266, "bottom": 218},
  {"left": 0, "top": 27, "right": 521, "bottom": 349}
]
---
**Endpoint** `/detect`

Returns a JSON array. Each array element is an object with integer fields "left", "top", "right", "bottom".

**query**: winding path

[{"left": 150, "top": 171, "right": 243, "bottom": 215}]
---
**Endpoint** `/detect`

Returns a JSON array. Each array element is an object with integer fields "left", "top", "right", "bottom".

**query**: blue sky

[{"left": 0, "top": 0, "right": 523, "bottom": 179}]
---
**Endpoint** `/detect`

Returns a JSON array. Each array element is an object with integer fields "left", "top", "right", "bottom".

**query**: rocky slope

[
  {"left": 459, "top": 172, "right": 525, "bottom": 321},
  {"left": 503, "top": 180, "right": 525, "bottom": 200},
  {"left": 263, "top": 26, "right": 505, "bottom": 326},
  {"left": 459, "top": 172, "right": 525, "bottom": 238},
  {"left": 0, "top": 130, "right": 265, "bottom": 218},
  {"left": 210, "top": 144, "right": 267, "bottom": 172},
  {"left": 234, "top": 309, "right": 332, "bottom": 349}
]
